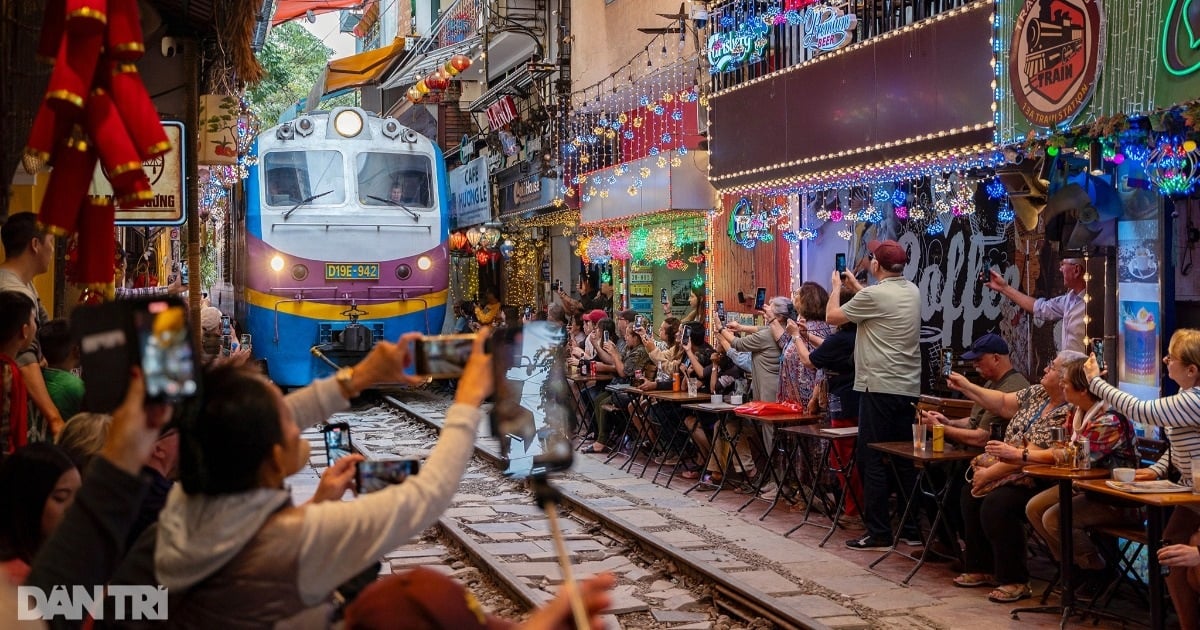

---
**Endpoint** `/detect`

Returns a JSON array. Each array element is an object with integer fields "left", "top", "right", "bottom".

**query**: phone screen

[
  {"left": 941, "top": 349, "right": 954, "bottom": 378},
  {"left": 635, "top": 315, "right": 645, "bottom": 331},
  {"left": 356, "top": 459, "right": 419, "bottom": 494},
  {"left": 490, "top": 321, "right": 574, "bottom": 478},
  {"left": 603, "top": 330, "right": 610, "bottom": 345},
  {"left": 413, "top": 334, "right": 476, "bottom": 378},
  {"left": 754, "top": 288, "right": 767, "bottom": 311},
  {"left": 660, "top": 288, "right": 669, "bottom": 304},
  {"left": 716, "top": 300, "right": 726, "bottom": 322},
  {"left": 323, "top": 422, "right": 352, "bottom": 467},
  {"left": 835, "top": 253, "right": 847, "bottom": 273},
  {"left": 135, "top": 302, "right": 200, "bottom": 402},
  {"left": 1092, "top": 339, "right": 1106, "bottom": 372}
]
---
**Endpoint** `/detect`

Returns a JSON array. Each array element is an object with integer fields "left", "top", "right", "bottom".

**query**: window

[
  {"left": 357, "top": 152, "right": 434, "bottom": 209},
  {"left": 262, "top": 151, "right": 347, "bottom": 207}
]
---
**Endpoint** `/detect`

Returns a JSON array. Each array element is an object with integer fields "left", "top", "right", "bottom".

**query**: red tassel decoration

[
  {"left": 25, "top": 102, "right": 72, "bottom": 165},
  {"left": 104, "top": 0, "right": 144, "bottom": 61},
  {"left": 85, "top": 87, "right": 144, "bottom": 189},
  {"left": 37, "top": 0, "right": 67, "bottom": 63},
  {"left": 64, "top": 0, "right": 107, "bottom": 35},
  {"left": 45, "top": 32, "right": 103, "bottom": 115},
  {"left": 74, "top": 196, "right": 117, "bottom": 290},
  {"left": 37, "top": 133, "right": 96, "bottom": 236},
  {"left": 110, "top": 64, "right": 170, "bottom": 159},
  {"left": 114, "top": 174, "right": 153, "bottom": 207}
]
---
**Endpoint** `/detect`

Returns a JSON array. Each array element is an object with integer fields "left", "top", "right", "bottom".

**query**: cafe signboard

[{"left": 1007, "top": 0, "right": 1105, "bottom": 129}]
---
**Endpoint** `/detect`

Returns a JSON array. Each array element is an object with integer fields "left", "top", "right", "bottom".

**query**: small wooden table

[
  {"left": 781, "top": 423, "right": 860, "bottom": 546},
  {"left": 1012, "top": 465, "right": 1111, "bottom": 626},
  {"left": 734, "top": 412, "right": 823, "bottom": 517},
  {"left": 867, "top": 441, "right": 981, "bottom": 584},
  {"left": 1075, "top": 479, "right": 1200, "bottom": 630},
  {"left": 643, "top": 391, "right": 714, "bottom": 484}
]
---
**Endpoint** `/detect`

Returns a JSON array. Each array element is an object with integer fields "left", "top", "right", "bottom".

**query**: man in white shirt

[{"left": 986, "top": 257, "right": 1086, "bottom": 353}]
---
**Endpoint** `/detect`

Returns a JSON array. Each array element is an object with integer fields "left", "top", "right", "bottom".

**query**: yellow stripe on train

[{"left": 243, "top": 287, "right": 448, "bottom": 320}]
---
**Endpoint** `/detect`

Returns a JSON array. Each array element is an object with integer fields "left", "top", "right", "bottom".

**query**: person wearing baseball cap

[
  {"left": 985, "top": 257, "right": 1086, "bottom": 354},
  {"left": 923, "top": 333, "right": 1028, "bottom": 448},
  {"left": 828, "top": 238, "right": 923, "bottom": 550}
]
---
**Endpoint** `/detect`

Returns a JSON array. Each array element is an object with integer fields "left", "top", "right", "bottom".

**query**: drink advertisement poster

[{"left": 1117, "top": 220, "right": 1162, "bottom": 400}]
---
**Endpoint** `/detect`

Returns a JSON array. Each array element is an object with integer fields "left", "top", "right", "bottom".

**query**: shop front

[
  {"left": 578, "top": 151, "right": 713, "bottom": 330},
  {"left": 989, "top": 0, "right": 1200, "bottom": 401},
  {"left": 445, "top": 156, "right": 494, "bottom": 327},
  {"left": 495, "top": 161, "right": 572, "bottom": 311},
  {"left": 707, "top": 0, "right": 1002, "bottom": 390}
]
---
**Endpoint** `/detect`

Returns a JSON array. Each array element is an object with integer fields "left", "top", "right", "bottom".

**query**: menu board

[{"left": 1116, "top": 219, "right": 1162, "bottom": 401}]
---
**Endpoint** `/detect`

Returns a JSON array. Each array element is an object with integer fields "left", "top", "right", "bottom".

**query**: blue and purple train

[{"left": 240, "top": 107, "right": 449, "bottom": 387}]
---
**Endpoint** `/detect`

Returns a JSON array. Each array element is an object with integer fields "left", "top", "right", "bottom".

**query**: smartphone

[
  {"left": 754, "top": 287, "right": 767, "bottom": 311},
  {"left": 356, "top": 459, "right": 420, "bottom": 494},
  {"left": 220, "top": 334, "right": 232, "bottom": 358},
  {"left": 412, "top": 334, "right": 476, "bottom": 379},
  {"left": 635, "top": 314, "right": 645, "bottom": 331},
  {"left": 1092, "top": 338, "right": 1106, "bottom": 372},
  {"left": 716, "top": 300, "right": 726, "bottom": 323},
  {"left": 660, "top": 288, "right": 669, "bottom": 304},
  {"left": 941, "top": 349, "right": 954, "bottom": 378},
  {"left": 978, "top": 265, "right": 991, "bottom": 283},
  {"left": 835, "top": 253, "right": 847, "bottom": 273},
  {"left": 603, "top": 330, "right": 610, "bottom": 345},
  {"left": 73, "top": 297, "right": 201, "bottom": 412},
  {"left": 523, "top": 306, "right": 533, "bottom": 320},
  {"left": 220, "top": 315, "right": 231, "bottom": 336},
  {"left": 323, "top": 422, "right": 352, "bottom": 467},
  {"left": 490, "top": 321, "right": 575, "bottom": 478}
]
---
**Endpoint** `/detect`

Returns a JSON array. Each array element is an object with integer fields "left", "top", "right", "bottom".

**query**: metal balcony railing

[{"left": 706, "top": 0, "right": 973, "bottom": 93}]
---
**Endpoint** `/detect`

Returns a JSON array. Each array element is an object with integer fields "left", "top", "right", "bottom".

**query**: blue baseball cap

[{"left": 961, "top": 333, "right": 1010, "bottom": 360}]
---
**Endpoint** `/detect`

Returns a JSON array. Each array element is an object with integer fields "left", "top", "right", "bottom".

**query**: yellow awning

[{"left": 322, "top": 38, "right": 406, "bottom": 95}]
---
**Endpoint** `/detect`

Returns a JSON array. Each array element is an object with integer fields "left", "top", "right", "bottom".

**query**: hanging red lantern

[
  {"left": 425, "top": 69, "right": 449, "bottom": 91},
  {"left": 476, "top": 250, "right": 490, "bottom": 265},
  {"left": 449, "top": 231, "right": 467, "bottom": 251},
  {"left": 449, "top": 54, "right": 472, "bottom": 74}
]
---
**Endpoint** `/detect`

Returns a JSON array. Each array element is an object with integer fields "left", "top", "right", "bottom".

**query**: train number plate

[{"left": 325, "top": 263, "right": 380, "bottom": 280}]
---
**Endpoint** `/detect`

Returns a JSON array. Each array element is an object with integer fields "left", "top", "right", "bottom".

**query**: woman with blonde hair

[{"left": 1084, "top": 329, "right": 1200, "bottom": 627}]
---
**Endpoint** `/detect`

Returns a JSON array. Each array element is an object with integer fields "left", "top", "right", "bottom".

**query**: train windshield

[
  {"left": 262, "top": 151, "right": 347, "bottom": 207},
  {"left": 357, "top": 153, "right": 434, "bottom": 209}
]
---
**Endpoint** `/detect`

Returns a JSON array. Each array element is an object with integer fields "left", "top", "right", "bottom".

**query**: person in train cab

[
  {"left": 266, "top": 170, "right": 301, "bottom": 205},
  {"left": 389, "top": 172, "right": 425, "bottom": 205},
  {"left": 828, "top": 239, "right": 922, "bottom": 551},
  {"left": 986, "top": 257, "right": 1086, "bottom": 354},
  {"left": 103, "top": 331, "right": 494, "bottom": 626}
]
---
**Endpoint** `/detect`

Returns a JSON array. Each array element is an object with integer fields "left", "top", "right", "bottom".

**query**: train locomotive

[{"left": 240, "top": 107, "right": 450, "bottom": 387}]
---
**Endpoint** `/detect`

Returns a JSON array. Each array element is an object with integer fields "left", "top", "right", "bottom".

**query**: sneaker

[
  {"left": 845, "top": 534, "right": 893, "bottom": 551},
  {"left": 898, "top": 532, "right": 925, "bottom": 547}
]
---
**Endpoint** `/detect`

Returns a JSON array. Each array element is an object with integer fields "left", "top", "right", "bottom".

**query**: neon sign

[
  {"left": 1162, "top": 0, "right": 1200, "bottom": 77},
  {"left": 728, "top": 197, "right": 776, "bottom": 249},
  {"left": 799, "top": 5, "right": 856, "bottom": 53},
  {"left": 707, "top": 3, "right": 857, "bottom": 73},
  {"left": 707, "top": 21, "right": 769, "bottom": 73}
]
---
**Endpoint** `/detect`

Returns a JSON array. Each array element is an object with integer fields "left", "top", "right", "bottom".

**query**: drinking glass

[
  {"left": 686, "top": 378, "right": 699, "bottom": 397},
  {"left": 912, "top": 423, "right": 926, "bottom": 451}
]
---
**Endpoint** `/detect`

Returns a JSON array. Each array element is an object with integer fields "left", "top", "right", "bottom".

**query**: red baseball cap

[
  {"left": 868, "top": 239, "right": 908, "bottom": 270},
  {"left": 344, "top": 567, "right": 516, "bottom": 630},
  {"left": 582, "top": 309, "right": 608, "bottom": 323}
]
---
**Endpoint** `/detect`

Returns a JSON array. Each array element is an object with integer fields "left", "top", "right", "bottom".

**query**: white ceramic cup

[
  {"left": 730, "top": 395, "right": 744, "bottom": 405},
  {"left": 1111, "top": 467, "right": 1136, "bottom": 483},
  {"left": 711, "top": 394, "right": 723, "bottom": 404}
]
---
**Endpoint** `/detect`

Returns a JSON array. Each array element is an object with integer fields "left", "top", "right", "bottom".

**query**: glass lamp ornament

[{"left": 466, "top": 226, "right": 482, "bottom": 248}]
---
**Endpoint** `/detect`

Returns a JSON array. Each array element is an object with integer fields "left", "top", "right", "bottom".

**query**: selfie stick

[{"left": 531, "top": 475, "right": 590, "bottom": 630}]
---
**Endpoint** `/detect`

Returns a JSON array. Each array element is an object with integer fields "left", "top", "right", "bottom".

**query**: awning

[
  {"left": 468, "top": 61, "right": 557, "bottom": 112},
  {"left": 272, "top": 0, "right": 365, "bottom": 26},
  {"left": 308, "top": 38, "right": 407, "bottom": 104},
  {"left": 352, "top": 1, "right": 379, "bottom": 38},
  {"left": 379, "top": 37, "right": 482, "bottom": 90}
]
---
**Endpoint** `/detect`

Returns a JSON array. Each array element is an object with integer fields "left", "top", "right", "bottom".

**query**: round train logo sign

[{"left": 1008, "top": 0, "right": 1105, "bottom": 128}]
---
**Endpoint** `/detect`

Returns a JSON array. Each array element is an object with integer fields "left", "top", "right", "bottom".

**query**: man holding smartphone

[{"left": 828, "top": 239, "right": 924, "bottom": 550}]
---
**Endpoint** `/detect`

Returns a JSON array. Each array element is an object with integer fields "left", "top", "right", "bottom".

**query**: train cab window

[
  {"left": 358, "top": 153, "right": 433, "bottom": 209},
  {"left": 262, "top": 151, "right": 346, "bottom": 207}
]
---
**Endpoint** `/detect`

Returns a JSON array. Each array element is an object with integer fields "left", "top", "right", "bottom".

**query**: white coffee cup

[
  {"left": 1111, "top": 467, "right": 1136, "bottom": 483},
  {"left": 730, "top": 395, "right": 744, "bottom": 405},
  {"left": 711, "top": 394, "right": 723, "bottom": 404}
]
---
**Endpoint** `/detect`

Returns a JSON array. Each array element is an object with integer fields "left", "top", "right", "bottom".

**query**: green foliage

[{"left": 247, "top": 23, "right": 335, "bottom": 125}]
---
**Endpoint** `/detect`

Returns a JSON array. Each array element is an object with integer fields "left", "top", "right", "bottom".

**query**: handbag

[
  {"left": 965, "top": 453, "right": 1034, "bottom": 498},
  {"left": 732, "top": 401, "right": 805, "bottom": 416}
]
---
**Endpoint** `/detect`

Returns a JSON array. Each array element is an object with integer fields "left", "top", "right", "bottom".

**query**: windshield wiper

[
  {"left": 366, "top": 195, "right": 420, "bottom": 220},
  {"left": 282, "top": 190, "right": 333, "bottom": 220}
]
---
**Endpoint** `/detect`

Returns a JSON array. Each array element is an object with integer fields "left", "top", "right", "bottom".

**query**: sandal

[
  {"left": 952, "top": 573, "right": 996, "bottom": 588},
  {"left": 590, "top": 442, "right": 611, "bottom": 454},
  {"left": 681, "top": 469, "right": 700, "bottom": 480},
  {"left": 987, "top": 583, "right": 1031, "bottom": 603}
]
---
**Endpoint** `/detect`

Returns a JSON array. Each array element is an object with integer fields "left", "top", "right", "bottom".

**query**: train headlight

[
  {"left": 333, "top": 110, "right": 363, "bottom": 138},
  {"left": 396, "top": 264, "right": 412, "bottom": 280},
  {"left": 416, "top": 255, "right": 433, "bottom": 271},
  {"left": 291, "top": 264, "right": 309, "bottom": 281},
  {"left": 270, "top": 255, "right": 285, "bottom": 272}
]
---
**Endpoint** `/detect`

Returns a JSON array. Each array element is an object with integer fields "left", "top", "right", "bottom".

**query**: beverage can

[
  {"left": 672, "top": 373, "right": 681, "bottom": 392},
  {"left": 1077, "top": 438, "right": 1090, "bottom": 469},
  {"left": 581, "top": 360, "right": 589, "bottom": 376},
  {"left": 931, "top": 424, "right": 945, "bottom": 452}
]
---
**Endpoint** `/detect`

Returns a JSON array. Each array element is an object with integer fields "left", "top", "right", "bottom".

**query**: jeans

[{"left": 857, "top": 391, "right": 919, "bottom": 540}]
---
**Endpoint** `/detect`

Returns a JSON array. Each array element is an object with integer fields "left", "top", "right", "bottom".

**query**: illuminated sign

[
  {"left": 1162, "top": 0, "right": 1200, "bottom": 77},
  {"left": 1008, "top": 0, "right": 1104, "bottom": 128},
  {"left": 707, "top": 20, "right": 769, "bottom": 73},
  {"left": 707, "top": 3, "right": 856, "bottom": 73}
]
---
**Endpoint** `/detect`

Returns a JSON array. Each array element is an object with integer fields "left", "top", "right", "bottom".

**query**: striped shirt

[{"left": 1089, "top": 376, "right": 1200, "bottom": 486}]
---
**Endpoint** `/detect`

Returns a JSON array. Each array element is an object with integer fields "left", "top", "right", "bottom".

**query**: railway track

[{"left": 373, "top": 393, "right": 834, "bottom": 630}]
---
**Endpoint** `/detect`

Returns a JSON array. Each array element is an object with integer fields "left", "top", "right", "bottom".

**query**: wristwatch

[
  {"left": 335, "top": 367, "right": 358, "bottom": 398},
  {"left": 1022, "top": 448, "right": 1029, "bottom": 462}
]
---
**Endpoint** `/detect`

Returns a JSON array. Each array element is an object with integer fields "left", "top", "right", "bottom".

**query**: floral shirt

[
  {"left": 1004, "top": 385, "right": 1073, "bottom": 448},
  {"left": 779, "top": 320, "right": 834, "bottom": 406},
  {"left": 1071, "top": 403, "right": 1139, "bottom": 469}
]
